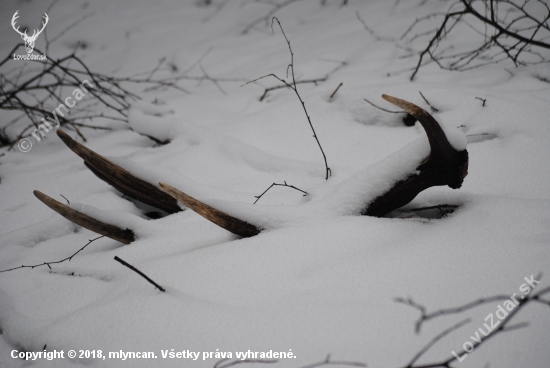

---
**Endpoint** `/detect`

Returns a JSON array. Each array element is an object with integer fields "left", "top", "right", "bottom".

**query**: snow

[{"left": 1, "top": 0, "right": 550, "bottom": 367}]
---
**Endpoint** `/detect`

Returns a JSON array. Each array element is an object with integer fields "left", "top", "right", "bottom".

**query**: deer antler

[
  {"left": 11, "top": 11, "right": 48, "bottom": 40},
  {"left": 34, "top": 191, "right": 135, "bottom": 244},
  {"left": 38, "top": 96, "right": 467, "bottom": 239},
  {"left": 29, "top": 13, "right": 50, "bottom": 41},
  {"left": 363, "top": 95, "right": 468, "bottom": 217},
  {"left": 11, "top": 11, "right": 26, "bottom": 37},
  {"left": 159, "top": 183, "right": 261, "bottom": 237},
  {"left": 160, "top": 95, "right": 468, "bottom": 234},
  {"left": 12, "top": 11, "right": 49, "bottom": 53},
  {"left": 30, "top": 13, "right": 49, "bottom": 41},
  {"left": 57, "top": 130, "right": 182, "bottom": 214}
]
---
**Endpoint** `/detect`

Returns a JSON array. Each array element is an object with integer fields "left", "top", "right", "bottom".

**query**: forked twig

[
  {"left": 243, "top": 17, "right": 331, "bottom": 180},
  {"left": 256, "top": 60, "right": 346, "bottom": 102},
  {"left": 254, "top": 181, "right": 308, "bottom": 204},
  {"left": 396, "top": 275, "right": 549, "bottom": 368},
  {"left": 475, "top": 97, "right": 487, "bottom": 106},
  {"left": 406, "top": 0, "right": 550, "bottom": 80}
]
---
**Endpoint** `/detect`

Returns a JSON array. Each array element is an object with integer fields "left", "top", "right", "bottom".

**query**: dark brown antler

[
  {"left": 34, "top": 190, "right": 135, "bottom": 244},
  {"left": 363, "top": 95, "right": 468, "bottom": 217},
  {"left": 43, "top": 96, "right": 467, "bottom": 239},
  {"left": 157, "top": 95, "right": 468, "bottom": 235},
  {"left": 57, "top": 130, "right": 181, "bottom": 214},
  {"left": 158, "top": 183, "right": 261, "bottom": 237}
]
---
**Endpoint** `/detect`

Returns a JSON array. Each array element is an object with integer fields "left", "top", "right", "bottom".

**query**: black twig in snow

[
  {"left": 0, "top": 236, "right": 105, "bottom": 273},
  {"left": 418, "top": 91, "right": 439, "bottom": 112},
  {"left": 243, "top": 18, "right": 331, "bottom": 180},
  {"left": 396, "top": 274, "right": 550, "bottom": 368},
  {"left": 330, "top": 83, "right": 343, "bottom": 99},
  {"left": 254, "top": 181, "right": 308, "bottom": 204},
  {"left": 114, "top": 256, "right": 166, "bottom": 292}
]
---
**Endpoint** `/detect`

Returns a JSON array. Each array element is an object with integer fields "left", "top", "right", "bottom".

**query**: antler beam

[
  {"left": 11, "top": 11, "right": 25, "bottom": 37},
  {"left": 40, "top": 96, "right": 467, "bottom": 239},
  {"left": 57, "top": 130, "right": 182, "bottom": 214},
  {"left": 34, "top": 191, "right": 135, "bottom": 244},
  {"left": 159, "top": 95, "right": 468, "bottom": 235},
  {"left": 159, "top": 183, "right": 261, "bottom": 237},
  {"left": 363, "top": 95, "right": 468, "bottom": 217}
]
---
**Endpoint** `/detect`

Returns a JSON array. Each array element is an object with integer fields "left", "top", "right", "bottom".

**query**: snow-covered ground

[{"left": 1, "top": 0, "right": 550, "bottom": 367}]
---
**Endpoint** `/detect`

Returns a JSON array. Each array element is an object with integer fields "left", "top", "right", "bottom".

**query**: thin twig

[
  {"left": 0, "top": 236, "right": 105, "bottom": 273},
  {"left": 397, "top": 275, "right": 549, "bottom": 368},
  {"left": 395, "top": 293, "right": 509, "bottom": 334},
  {"left": 418, "top": 91, "right": 439, "bottom": 112},
  {"left": 364, "top": 98, "right": 403, "bottom": 114},
  {"left": 114, "top": 256, "right": 166, "bottom": 292},
  {"left": 406, "top": 0, "right": 550, "bottom": 80},
  {"left": 405, "top": 319, "right": 471, "bottom": 368},
  {"left": 406, "top": 204, "right": 459, "bottom": 212},
  {"left": 254, "top": 61, "right": 346, "bottom": 102},
  {"left": 254, "top": 181, "right": 308, "bottom": 204},
  {"left": 241, "top": 0, "right": 303, "bottom": 35},
  {"left": 356, "top": 11, "right": 395, "bottom": 42},
  {"left": 364, "top": 98, "right": 416, "bottom": 126},
  {"left": 330, "top": 82, "right": 343, "bottom": 99},
  {"left": 243, "top": 18, "right": 331, "bottom": 180},
  {"left": 475, "top": 97, "right": 487, "bottom": 106},
  {"left": 59, "top": 194, "right": 70, "bottom": 204}
]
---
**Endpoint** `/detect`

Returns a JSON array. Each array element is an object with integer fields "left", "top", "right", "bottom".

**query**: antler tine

[
  {"left": 57, "top": 130, "right": 182, "bottom": 214},
  {"left": 363, "top": 95, "right": 468, "bottom": 217},
  {"left": 159, "top": 182, "right": 261, "bottom": 237},
  {"left": 11, "top": 10, "right": 26, "bottom": 36},
  {"left": 381, "top": 94, "right": 462, "bottom": 166},
  {"left": 36, "top": 13, "right": 49, "bottom": 36},
  {"left": 34, "top": 190, "right": 135, "bottom": 244},
  {"left": 29, "top": 13, "right": 49, "bottom": 39}
]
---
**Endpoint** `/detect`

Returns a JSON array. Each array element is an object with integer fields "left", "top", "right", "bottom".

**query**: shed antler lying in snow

[
  {"left": 364, "top": 95, "right": 468, "bottom": 217},
  {"left": 34, "top": 190, "right": 135, "bottom": 244},
  {"left": 56, "top": 130, "right": 181, "bottom": 214},
  {"left": 34, "top": 95, "right": 468, "bottom": 242}
]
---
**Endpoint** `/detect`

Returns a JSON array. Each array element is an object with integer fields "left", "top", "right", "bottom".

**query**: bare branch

[
  {"left": 241, "top": 0, "right": 303, "bottom": 35},
  {"left": 253, "top": 181, "right": 308, "bottom": 204},
  {"left": 406, "top": 0, "right": 550, "bottom": 79},
  {"left": 114, "top": 256, "right": 165, "bottom": 292},
  {"left": 243, "top": 18, "right": 332, "bottom": 180},
  {"left": 0, "top": 236, "right": 105, "bottom": 273},
  {"left": 418, "top": 91, "right": 439, "bottom": 112},
  {"left": 329, "top": 82, "right": 343, "bottom": 99}
]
